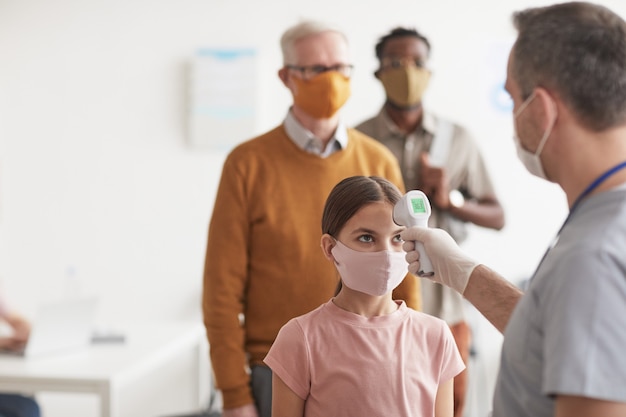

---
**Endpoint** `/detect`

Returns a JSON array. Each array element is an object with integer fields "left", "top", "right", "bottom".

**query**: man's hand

[
  {"left": 222, "top": 404, "right": 260, "bottom": 417},
  {"left": 419, "top": 152, "right": 451, "bottom": 209},
  {"left": 401, "top": 227, "right": 478, "bottom": 294}
]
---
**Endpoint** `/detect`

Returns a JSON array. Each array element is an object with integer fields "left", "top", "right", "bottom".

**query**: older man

[{"left": 203, "top": 20, "right": 420, "bottom": 417}]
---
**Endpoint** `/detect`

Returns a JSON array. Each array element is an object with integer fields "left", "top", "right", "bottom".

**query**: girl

[{"left": 264, "top": 175, "right": 464, "bottom": 417}]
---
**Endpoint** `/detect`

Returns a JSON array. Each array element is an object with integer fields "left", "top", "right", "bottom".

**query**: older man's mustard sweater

[{"left": 203, "top": 125, "right": 421, "bottom": 408}]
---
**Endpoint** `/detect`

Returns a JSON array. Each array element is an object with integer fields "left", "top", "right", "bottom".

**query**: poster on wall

[{"left": 187, "top": 48, "right": 257, "bottom": 151}]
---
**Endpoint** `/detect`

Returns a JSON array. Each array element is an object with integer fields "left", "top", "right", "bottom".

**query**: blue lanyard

[
  {"left": 569, "top": 160, "right": 626, "bottom": 214},
  {"left": 530, "top": 160, "right": 626, "bottom": 282}
]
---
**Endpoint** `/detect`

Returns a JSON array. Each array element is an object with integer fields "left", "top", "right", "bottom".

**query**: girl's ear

[{"left": 320, "top": 234, "right": 336, "bottom": 261}]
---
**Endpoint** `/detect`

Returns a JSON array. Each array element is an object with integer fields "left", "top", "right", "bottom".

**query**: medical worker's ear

[
  {"left": 320, "top": 234, "right": 337, "bottom": 261},
  {"left": 535, "top": 87, "right": 559, "bottom": 132}
]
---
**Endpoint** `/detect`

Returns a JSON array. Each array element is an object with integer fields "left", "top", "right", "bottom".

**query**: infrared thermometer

[{"left": 393, "top": 190, "right": 434, "bottom": 277}]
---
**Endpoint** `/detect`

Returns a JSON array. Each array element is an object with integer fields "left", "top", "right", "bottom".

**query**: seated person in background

[
  {"left": 0, "top": 296, "right": 41, "bottom": 417},
  {"left": 264, "top": 176, "right": 464, "bottom": 417}
]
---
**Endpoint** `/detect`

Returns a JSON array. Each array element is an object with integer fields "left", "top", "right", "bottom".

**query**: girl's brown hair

[{"left": 322, "top": 175, "right": 402, "bottom": 237}]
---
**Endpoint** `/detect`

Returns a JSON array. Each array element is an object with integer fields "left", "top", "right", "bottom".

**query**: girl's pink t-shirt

[{"left": 264, "top": 299, "right": 465, "bottom": 417}]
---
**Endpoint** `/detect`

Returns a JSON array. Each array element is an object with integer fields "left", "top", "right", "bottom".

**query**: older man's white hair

[{"left": 280, "top": 20, "right": 348, "bottom": 64}]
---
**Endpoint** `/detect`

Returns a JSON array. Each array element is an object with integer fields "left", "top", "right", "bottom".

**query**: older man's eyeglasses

[{"left": 286, "top": 64, "right": 354, "bottom": 80}]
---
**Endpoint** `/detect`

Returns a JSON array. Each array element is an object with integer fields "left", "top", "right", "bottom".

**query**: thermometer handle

[
  {"left": 393, "top": 190, "right": 434, "bottom": 277},
  {"left": 415, "top": 242, "right": 434, "bottom": 277},
  {"left": 404, "top": 219, "right": 434, "bottom": 277}
]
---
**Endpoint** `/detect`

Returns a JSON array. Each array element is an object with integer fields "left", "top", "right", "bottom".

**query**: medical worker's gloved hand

[{"left": 400, "top": 227, "right": 479, "bottom": 294}]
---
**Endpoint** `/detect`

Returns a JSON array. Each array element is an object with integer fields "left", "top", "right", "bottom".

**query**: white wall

[{"left": 1, "top": 0, "right": 625, "bottom": 414}]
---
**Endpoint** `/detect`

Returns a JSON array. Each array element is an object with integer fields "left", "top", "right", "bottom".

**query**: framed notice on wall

[{"left": 187, "top": 48, "right": 257, "bottom": 150}]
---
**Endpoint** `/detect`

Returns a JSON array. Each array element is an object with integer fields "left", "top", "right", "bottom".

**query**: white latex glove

[{"left": 401, "top": 227, "right": 479, "bottom": 294}]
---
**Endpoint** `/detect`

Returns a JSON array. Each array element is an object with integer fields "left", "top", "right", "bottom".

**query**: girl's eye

[
  {"left": 358, "top": 235, "right": 373, "bottom": 243},
  {"left": 393, "top": 234, "right": 403, "bottom": 243}
]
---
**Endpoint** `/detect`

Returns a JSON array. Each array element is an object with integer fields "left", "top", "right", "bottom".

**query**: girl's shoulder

[{"left": 404, "top": 307, "right": 451, "bottom": 333}]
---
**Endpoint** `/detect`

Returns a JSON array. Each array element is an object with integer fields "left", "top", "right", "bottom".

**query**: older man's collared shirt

[{"left": 284, "top": 109, "right": 347, "bottom": 157}]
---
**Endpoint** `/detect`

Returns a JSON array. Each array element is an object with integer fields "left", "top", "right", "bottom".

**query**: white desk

[{"left": 0, "top": 322, "right": 206, "bottom": 417}]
